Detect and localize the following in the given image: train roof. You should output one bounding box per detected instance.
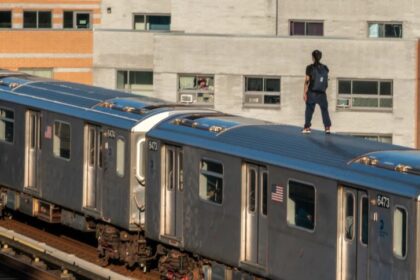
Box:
[0,70,193,130]
[148,113,420,199]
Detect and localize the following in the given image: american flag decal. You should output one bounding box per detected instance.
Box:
[271,184,284,202]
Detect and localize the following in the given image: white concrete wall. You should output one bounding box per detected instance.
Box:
[93,30,155,95]
[99,0,171,29]
[170,0,420,38]
[152,34,417,147]
[171,0,277,35]
[277,0,420,38]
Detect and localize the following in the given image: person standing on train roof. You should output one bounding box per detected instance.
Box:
[302,49,332,134]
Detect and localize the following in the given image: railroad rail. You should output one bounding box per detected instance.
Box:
[0,217,159,280]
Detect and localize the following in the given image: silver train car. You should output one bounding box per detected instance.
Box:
[1,70,420,279]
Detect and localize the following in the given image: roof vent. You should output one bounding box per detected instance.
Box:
[172,113,239,134]
[351,151,420,176]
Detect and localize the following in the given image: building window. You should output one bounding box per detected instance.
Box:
[368,22,402,38]
[287,180,315,231]
[133,14,170,31]
[53,121,71,159]
[19,68,53,79]
[199,159,223,204]
[0,108,14,143]
[244,76,280,107]
[337,79,393,110]
[116,137,125,177]
[290,20,323,36]
[0,11,12,28]
[351,134,392,144]
[116,70,153,92]
[178,75,214,106]
[393,207,407,258]
[23,11,52,29]
[63,11,91,29]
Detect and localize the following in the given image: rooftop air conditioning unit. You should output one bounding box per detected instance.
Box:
[180,94,194,103]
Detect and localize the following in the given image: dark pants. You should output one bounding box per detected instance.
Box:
[304,91,331,128]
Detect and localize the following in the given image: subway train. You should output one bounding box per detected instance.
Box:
[0,70,419,280]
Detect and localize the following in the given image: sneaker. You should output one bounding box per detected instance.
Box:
[302,127,311,134]
[325,127,331,134]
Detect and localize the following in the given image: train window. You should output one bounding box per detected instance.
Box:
[0,11,12,29]
[262,171,268,216]
[287,180,315,231]
[179,151,184,191]
[53,121,70,159]
[360,196,369,245]
[248,169,257,212]
[116,137,125,177]
[199,159,223,204]
[345,193,355,240]
[166,149,175,190]
[136,139,146,183]
[393,207,407,258]
[0,108,14,143]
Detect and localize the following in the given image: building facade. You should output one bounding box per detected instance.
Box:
[2,0,419,148]
[0,0,101,84]
[93,0,420,148]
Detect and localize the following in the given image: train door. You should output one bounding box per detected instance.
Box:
[162,145,183,241]
[25,110,41,191]
[83,125,103,210]
[243,163,268,267]
[340,186,369,280]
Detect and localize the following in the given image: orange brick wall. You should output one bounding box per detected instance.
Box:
[0,0,101,85]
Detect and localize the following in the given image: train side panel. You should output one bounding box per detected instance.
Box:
[266,166,338,280]
[0,101,25,192]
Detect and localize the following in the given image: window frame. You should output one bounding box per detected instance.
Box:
[289,20,324,36]
[116,69,154,92]
[0,10,12,29]
[0,107,14,144]
[337,79,393,111]
[368,21,403,39]
[19,68,53,79]
[63,10,92,29]
[23,10,52,29]
[53,120,71,161]
[393,205,408,260]
[243,76,281,109]
[286,178,316,233]
[132,13,171,31]
[178,74,215,106]
[199,158,224,206]
[349,133,393,144]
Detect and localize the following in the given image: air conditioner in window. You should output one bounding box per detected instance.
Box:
[337,98,350,108]
[180,94,194,103]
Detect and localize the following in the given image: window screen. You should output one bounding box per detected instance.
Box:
[53,121,70,159]
[199,159,223,204]
[287,180,315,230]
